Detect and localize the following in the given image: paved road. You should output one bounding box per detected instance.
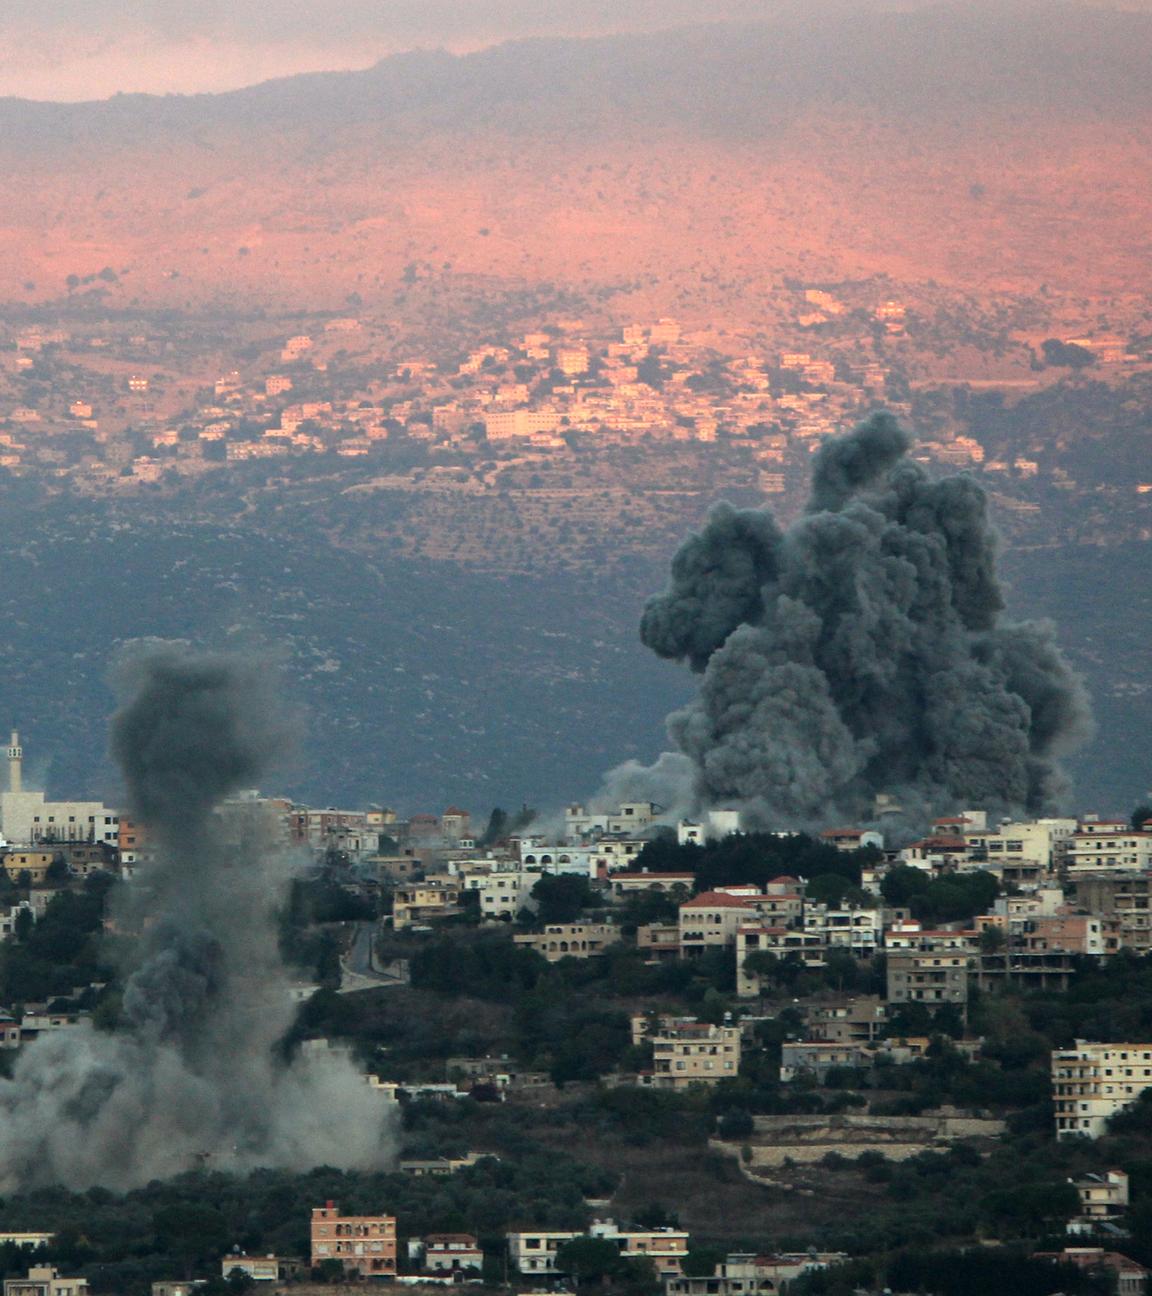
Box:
[339,922,409,994]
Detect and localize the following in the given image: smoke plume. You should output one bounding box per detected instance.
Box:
[635,413,1092,828]
[0,644,396,1191]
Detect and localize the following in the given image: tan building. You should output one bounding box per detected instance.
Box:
[507,1230,580,1276]
[1,851,55,885]
[645,1018,741,1090]
[1068,1169,1129,1230]
[392,880,463,929]
[807,996,888,1045]
[221,1256,297,1282]
[4,1269,87,1296]
[310,1202,397,1276]
[886,951,969,1007]
[1053,1042,1152,1139]
[679,891,761,954]
[513,923,619,962]
[1073,873,1152,952]
[737,924,827,997]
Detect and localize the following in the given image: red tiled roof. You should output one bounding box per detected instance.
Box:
[682,891,759,909]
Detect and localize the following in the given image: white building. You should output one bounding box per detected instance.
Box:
[1053,1041,1152,1138]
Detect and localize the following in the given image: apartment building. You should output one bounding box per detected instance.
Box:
[507,1231,580,1276]
[780,1041,871,1083]
[964,818,1077,873]
[463,869,540,920]
[3,1271,87,1296]
[609,872,694,901]
[392,880,463,930]
[420,1235,483,1273]
[1067,1169,1129,1231]
[886,950,970,1009]
[806,996,888,1045]
[587,1220,690,1278]
[1072,873,1152,952]
[512,923,618,962]
[680,892,760,953]
[310,1203,397,1276]
[802,904,882,956]
[1065,830,1152,876]
[645,1018,742,1090]
[1053,1042,1152,1138]
[736,925,827,997]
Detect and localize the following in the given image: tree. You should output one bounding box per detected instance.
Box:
[681,1248,725,1279]
[152,1203,230,1275]
[529,873,597,925]
[1040,338,1095,369]
[45,855,70,886]
[1131,804,1152,831]
[979,926,1005,954]
[555,1237,624,1287]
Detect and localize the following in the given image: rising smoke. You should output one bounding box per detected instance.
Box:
[0,644,396,1191]
[625,413,1092,829]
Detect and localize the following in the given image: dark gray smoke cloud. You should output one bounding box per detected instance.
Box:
[632,413,1092,827]
[0,644,395,1191]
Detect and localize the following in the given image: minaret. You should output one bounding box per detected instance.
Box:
[6,731,22,794]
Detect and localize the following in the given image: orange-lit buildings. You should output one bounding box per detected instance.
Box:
[310,1202,397,1277]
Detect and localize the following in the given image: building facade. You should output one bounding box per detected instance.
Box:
[310,1203,397,1276]
[1053,1042,1152,1138]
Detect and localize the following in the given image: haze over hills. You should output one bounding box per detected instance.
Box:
[3,3,1152,312]
[0,1,1149,818]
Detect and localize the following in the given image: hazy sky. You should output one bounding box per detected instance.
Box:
[1,0,1147,101]
[0,1,771,101]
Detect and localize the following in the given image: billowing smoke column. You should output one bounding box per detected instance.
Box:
[0,644,396,1191]
[633,413,1092,828]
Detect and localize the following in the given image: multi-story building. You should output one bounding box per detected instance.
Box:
[886,950,970,1011]
[1034,1248,1148,1296]
[0,793,119,849]
[392,880,463,930]
[512,923,619,962]
[1053,1042,1152,1138]
[644,1018,741,1090]
[964,819,1077,874]
[1065,829,1152,877]
[1073,873,1152,952]
[802,905,882,956]
[780,1041,872,1083]
[736,925,827,996]
[463,869,540,921]
[3,1269,87,1296]
[806,996,888,1045]
[680,892,766,955]
[587,1220,690,1278]
[419,1235,483,1273]
[507,1230,580,1276]
[1067,1169,1129,1232]
[1,851,56,885]
[309,1203,397,1277]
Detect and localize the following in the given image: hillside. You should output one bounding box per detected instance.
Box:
[2,6,1152,313]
